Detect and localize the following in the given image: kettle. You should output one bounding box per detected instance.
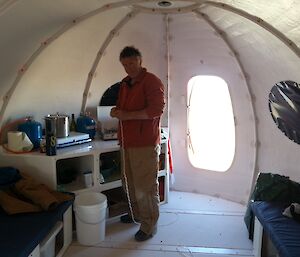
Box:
[76,113,96,139]
[18,117,42,149]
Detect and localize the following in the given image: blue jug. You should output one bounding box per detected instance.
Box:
[18,118,42,149]
[76,114,96,139]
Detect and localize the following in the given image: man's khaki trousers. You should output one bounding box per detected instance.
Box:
[121,145,160,235]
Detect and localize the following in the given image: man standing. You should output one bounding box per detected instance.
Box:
[110,46,165,241]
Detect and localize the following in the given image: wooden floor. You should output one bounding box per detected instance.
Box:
[64,191,254,257]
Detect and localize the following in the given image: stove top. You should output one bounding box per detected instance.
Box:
[56,132,91,148]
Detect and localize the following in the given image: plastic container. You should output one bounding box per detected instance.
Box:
[82,171,93,187]
[76,114,96,139]
[74,192,107,245]
[18,118,42,149]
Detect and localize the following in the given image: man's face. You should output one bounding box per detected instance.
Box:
[120,56,142,78]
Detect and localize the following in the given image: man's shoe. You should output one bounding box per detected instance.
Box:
[120,214,140,223]
[134,230,153,242]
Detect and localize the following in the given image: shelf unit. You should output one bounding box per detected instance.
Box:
[158,136,169,203]
[0,128,170,210]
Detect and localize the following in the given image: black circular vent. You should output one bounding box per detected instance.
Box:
[157,1,172,7]
[269,80,300,144]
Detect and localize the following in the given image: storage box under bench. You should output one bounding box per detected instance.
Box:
[0,200,73,257]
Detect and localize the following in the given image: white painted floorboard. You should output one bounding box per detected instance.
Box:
[64,191,254,257]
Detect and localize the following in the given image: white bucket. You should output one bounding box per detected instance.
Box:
[74,192,107,245]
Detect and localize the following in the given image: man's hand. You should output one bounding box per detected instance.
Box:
[110,107,149,120]
[110,107,119,118]
[110,107,127,120]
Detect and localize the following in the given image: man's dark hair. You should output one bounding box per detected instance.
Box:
[119,46,142,60]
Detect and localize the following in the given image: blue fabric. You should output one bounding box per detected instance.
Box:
[0,200,73,257]
[0,167,21,188]
[251,201,300,257]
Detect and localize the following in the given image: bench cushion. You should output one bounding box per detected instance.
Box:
[251,201,300,257]
[0,200,72,257]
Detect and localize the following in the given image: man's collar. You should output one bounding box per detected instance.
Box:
[134,67,146,83]
[123,68,147,84]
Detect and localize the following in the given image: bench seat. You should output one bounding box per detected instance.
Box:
[251,201,300,257]
[0,200,73,257]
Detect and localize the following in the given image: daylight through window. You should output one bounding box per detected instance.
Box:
[187,76,235,172]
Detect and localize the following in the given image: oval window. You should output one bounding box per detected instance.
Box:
[187,76,235,172]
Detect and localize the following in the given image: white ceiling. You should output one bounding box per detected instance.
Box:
[0,1,298,97]
[1,0,299,141]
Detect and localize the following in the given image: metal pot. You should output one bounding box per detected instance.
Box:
[45,114,69,138]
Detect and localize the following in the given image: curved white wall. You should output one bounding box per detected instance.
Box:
[0,0,109,108]
[168,12,255,203]
[3,7,125,121]
[1,0,300,204]
[206,7,300,183]
[3,9,168,125]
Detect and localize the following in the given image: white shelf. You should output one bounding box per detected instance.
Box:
[57,177,92,192]
[0,135,169,203]
[99,180,122,191]
[0,140,119,158]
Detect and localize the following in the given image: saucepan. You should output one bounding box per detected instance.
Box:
[45,114,69,138]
